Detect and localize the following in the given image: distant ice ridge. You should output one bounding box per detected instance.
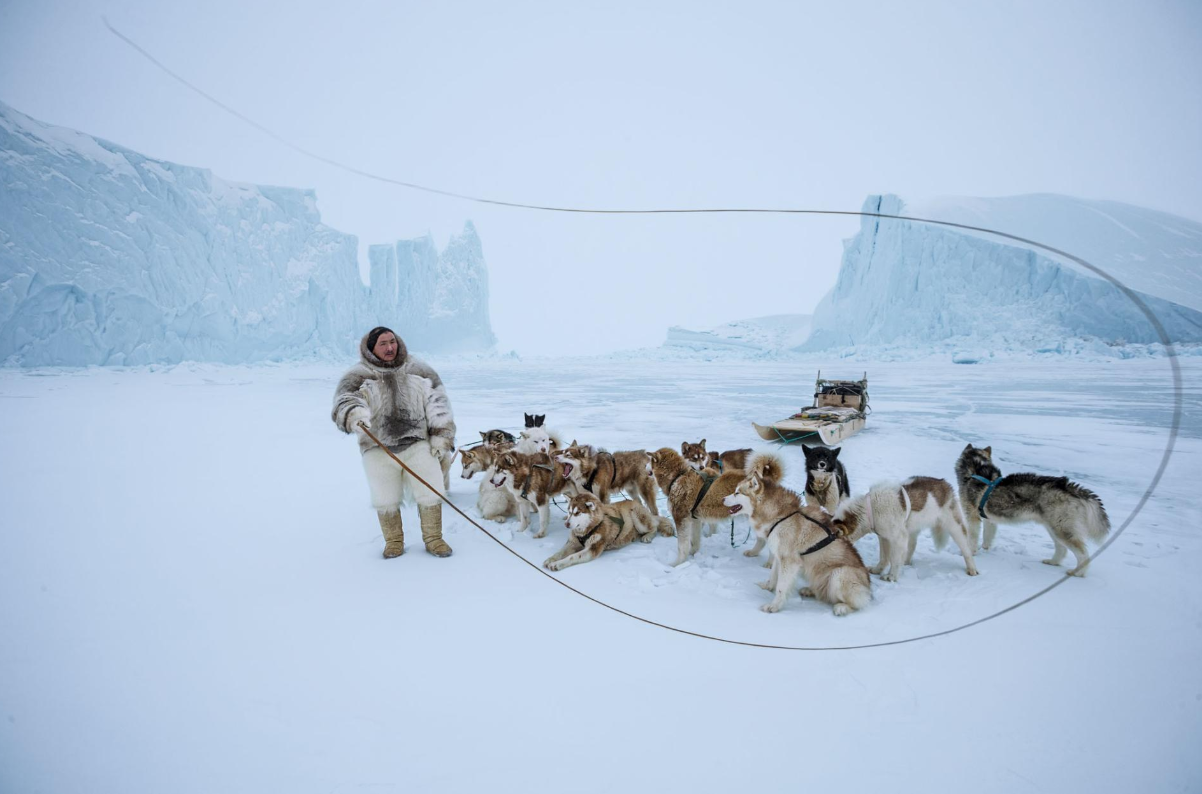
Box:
[798,194,1202,354]
[664,314,812,356]
[0,101,496,366]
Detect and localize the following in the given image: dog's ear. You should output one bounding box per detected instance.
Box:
[963,443,974,454]
[982,446,992,458]
[535,414,545,427]
[699,438,706,449]
[524,413,534,428]
[830,447,841,460]
[803,445,816,461]
[747,474,762,494]
[480,431,489,441]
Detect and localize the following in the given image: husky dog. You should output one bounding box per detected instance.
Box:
[680,439,752,474]
[554,442,658,512]
[542,492,674,572]
[459,445,519,523]
[830,477,979,581]
[490,451,573,538]
[724,454,870,615]
[479,429,516,450]
[803,445,850,514]
[648,447,745,566]
[955,444,1110,576]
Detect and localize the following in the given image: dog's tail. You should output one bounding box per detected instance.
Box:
[929,523,949,551]
[1067,481,1111,543]
[656,516,675,537]
[748,452,785,482]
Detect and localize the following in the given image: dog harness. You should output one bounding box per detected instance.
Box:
[760,509,839,556]
[521,462,557,501]
[765,510,799,538]
[689,474,718,518]
[584,451,617,494]
[798,512,841,557]
[970,474,1003,519]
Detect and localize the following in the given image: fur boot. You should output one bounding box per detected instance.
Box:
[377,509,404,558]
[420,504,453,557]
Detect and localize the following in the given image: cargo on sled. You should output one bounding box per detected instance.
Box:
[753,371,869,447]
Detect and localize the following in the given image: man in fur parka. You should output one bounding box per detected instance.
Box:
[332,326,457,558]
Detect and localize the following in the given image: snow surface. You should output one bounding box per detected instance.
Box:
[0,101,495,366]
[1,356,1199,792]
[800,195,1202,354]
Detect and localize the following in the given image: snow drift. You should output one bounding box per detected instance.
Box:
[0,101,496,366]
[664,313,812,356]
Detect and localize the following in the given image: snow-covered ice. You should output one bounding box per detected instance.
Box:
[1,355,1198,792]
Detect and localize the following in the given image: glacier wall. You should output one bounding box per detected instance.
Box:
[0,101,495,366]
[800,195,1202,352]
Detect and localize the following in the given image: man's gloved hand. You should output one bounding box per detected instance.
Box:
[348,408,370,435]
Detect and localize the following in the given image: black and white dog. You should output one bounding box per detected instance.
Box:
[803,445,850,513]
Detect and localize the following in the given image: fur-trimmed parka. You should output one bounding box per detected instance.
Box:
[332,331,456,456]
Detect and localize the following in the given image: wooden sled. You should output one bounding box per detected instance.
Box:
[753,371,869,447]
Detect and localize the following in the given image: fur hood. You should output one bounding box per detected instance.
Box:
[359,331,409,370]
[332,330,456,455]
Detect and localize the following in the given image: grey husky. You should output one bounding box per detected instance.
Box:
[955,444,1110,576]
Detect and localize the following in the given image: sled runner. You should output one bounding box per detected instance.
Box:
[753,371,869,447]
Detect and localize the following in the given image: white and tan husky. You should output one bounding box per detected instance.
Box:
[542,492,674,572]
[724,453,871,615]
[830,477,979,581]
[459,445,519,523]
[490,451,573,538]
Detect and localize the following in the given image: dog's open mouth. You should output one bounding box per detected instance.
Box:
[562,463,573,478]
[728,504,743,515]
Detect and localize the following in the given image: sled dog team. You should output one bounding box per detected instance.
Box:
[458,415,1111,616]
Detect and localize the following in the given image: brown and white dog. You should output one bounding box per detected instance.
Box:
[680,439,752,474]
[554,442,657,513]
[542,492,674,572]
[649,447,745,566]
[490,451,573,537]
[459,445,519,524]
[830,477,979,581]
[723,454,871,615]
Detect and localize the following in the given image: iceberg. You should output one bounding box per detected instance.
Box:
[0,101,495,366]
[799,195,1202,353]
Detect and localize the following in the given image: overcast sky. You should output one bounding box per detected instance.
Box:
[2,0,1200,355]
